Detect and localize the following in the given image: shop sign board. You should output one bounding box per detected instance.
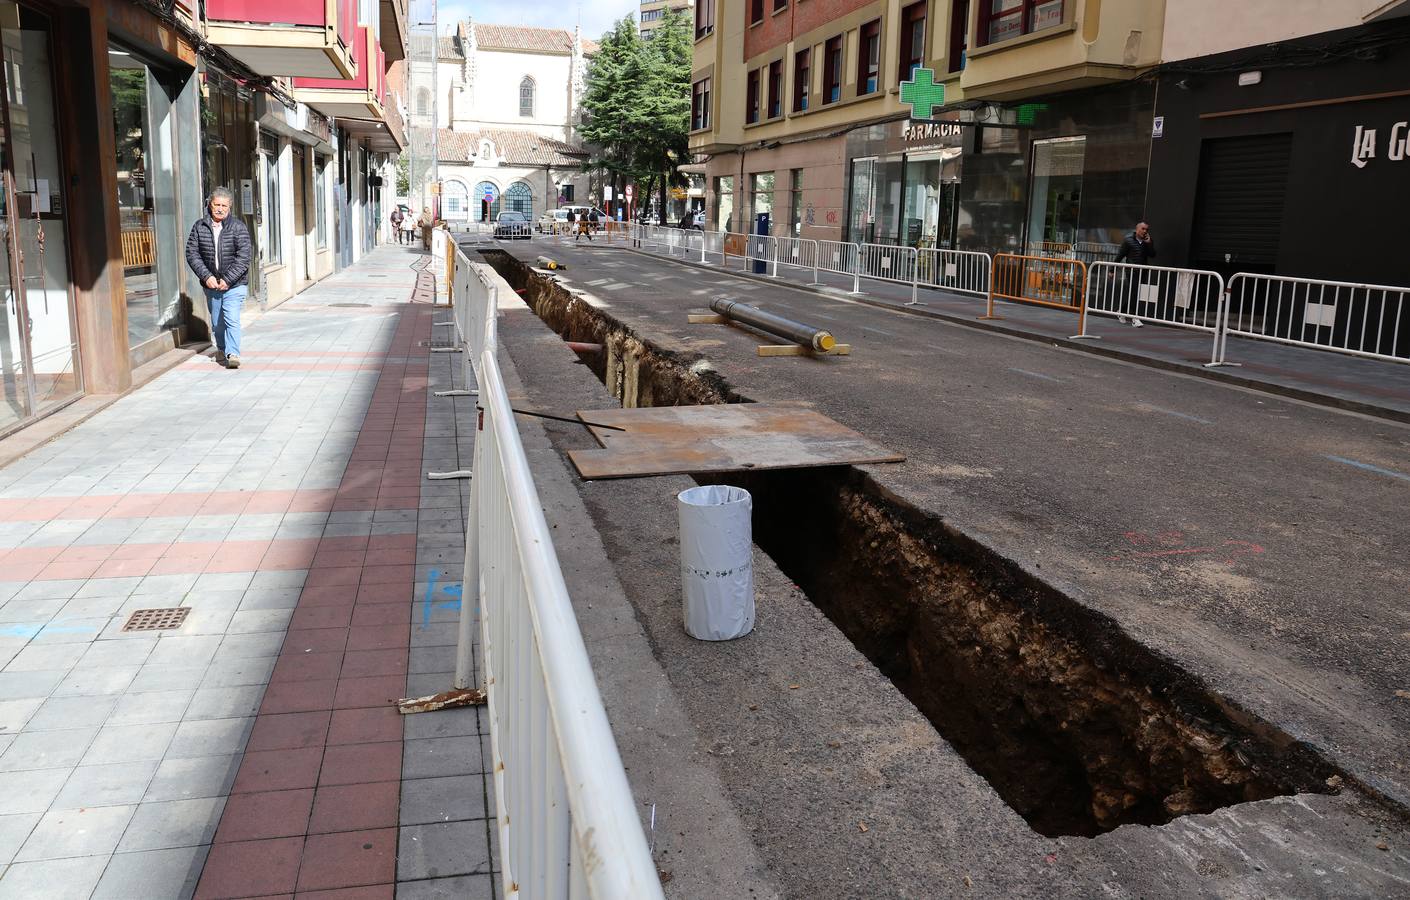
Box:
[1351,121,1410,168]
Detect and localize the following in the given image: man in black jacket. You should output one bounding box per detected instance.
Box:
[185,187,253,367]
[1113,222,1155,327]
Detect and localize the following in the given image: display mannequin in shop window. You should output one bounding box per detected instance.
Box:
[185,187,253,368]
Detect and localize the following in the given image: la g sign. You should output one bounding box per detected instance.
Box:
[1351,121,1410,168]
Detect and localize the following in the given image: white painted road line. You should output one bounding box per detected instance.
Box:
[1009,368,1064,383]
[1326,455,1410,483]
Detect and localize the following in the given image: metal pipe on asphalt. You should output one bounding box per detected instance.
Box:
[709,297,837,352]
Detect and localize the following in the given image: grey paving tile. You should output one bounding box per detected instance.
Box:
[15,804,134,861]
[8,580,85,601]
[115,797,224,852]
[0,728,98,773]
[30,618,109,645]
[403,736,484,780]
[408,646,456,676]
[73,577,143,599]
[24,695,117,732]
[402,706,480,741]
[0,855,109,900]
[397,821,490,880]
[165,717,252,760]
[248,570,308,589]
[212,632,285,660]
[51,761,159,811]
[142,753,240,803]
[235,588,300,611]
[1,644,84,673]
[127,660,210,693]
[50,665,139,698]
[0,770,70,815]
[398,775,487,826]
[0,814,40,867]
[77,637,158,669]
[396,874,496,900]
[0,700,43,735]
[174,606,234,636]
[198,657,275,689]
[80,722,177,766]
[132,574,199,597]
[226,609,294,634]
[0,598,65,625]
[92,844,209,900]
[182,685,264,721]
[107,690,194,726]
[145,636,221,668]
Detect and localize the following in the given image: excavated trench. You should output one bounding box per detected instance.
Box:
[482,249,1341,839]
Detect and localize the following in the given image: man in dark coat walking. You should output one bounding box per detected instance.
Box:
[1113,221,1156,327]
[185,187,253,367]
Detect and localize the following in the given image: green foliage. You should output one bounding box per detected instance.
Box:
[580,11,691,210]
[395,155,410,195]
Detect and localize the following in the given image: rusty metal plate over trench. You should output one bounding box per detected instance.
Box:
[568,404,905,480]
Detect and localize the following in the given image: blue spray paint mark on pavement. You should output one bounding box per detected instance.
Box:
[0,623,97,639]
[1326,455,1410,483]
[419,569,464,628]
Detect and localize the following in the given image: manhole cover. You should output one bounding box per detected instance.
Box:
[330,302,372,308]
[122,607,190,632]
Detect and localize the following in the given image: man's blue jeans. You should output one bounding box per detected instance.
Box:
[205,284,247,357]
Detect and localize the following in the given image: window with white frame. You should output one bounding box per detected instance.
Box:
[443,180,469,219]
[519,76,535,117]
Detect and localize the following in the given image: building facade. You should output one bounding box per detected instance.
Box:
[429,21,594,224]
[690,0,1164,250]
[642,0,695,38]
[0,0,407,442]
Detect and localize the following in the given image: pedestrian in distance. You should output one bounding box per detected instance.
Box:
[391,206,404,244]
[185,186,252,369]
[1113,221,1156,327]
[588,207,600,239]
[401,208,419,245]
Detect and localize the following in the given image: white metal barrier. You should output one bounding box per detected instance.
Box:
[1075,241,1121,267]
[1224,273,1410,364]
[1085,261,1228,365]
[816,240,860,291]
[773,235,821,283]
[918,248,991,299]
[443,247,663,899]
[857,243,920,304]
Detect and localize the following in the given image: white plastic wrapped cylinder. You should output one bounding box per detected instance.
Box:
[677,485,755,641]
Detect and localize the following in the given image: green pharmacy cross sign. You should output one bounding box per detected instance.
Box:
[900,68,946,119]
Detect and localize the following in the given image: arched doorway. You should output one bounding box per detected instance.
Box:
[474,181,501,221]
[504,182,533,217]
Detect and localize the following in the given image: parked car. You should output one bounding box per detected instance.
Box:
[537,209,570,233]
[493,210,531,240]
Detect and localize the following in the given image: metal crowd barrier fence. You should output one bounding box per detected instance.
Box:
[857,242,920,304]
[746,233,778,276]
[986,254,1089,332]
[918,248,992,298]
[1074,241,1121,267]
[1085,261,1228,365]
[494,222,533,241]
[817,239,861,291]
[443,247,664,899]
[1224,273,1410,364]
[774,235,821,283]
[1026,241,1074,258]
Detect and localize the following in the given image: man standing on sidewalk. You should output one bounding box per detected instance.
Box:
[1113,222,1156,327]
[185,187,253,368]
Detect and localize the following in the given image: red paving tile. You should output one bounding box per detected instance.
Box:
[339,649,408,679]
[214,789,315,843]
[232,747,324,793]
[326,707,403,746]
[271,652,345,684]
[305,567,363,588]
[299,585,360,608]
[333,675,406,710]
[359,564,414,585]
[259,679,339,715]
[295,828,397,893]
[294,885,394,900]
[290,605,354,631]
[308,782,399,834]
[346,624,409,652]
[349,605,404,628]
[247,711,333,752]
[283,628,351,654]
[196,836,304,898]
[318,741,402,786]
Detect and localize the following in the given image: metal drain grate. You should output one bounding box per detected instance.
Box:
[418,339,458,348]
[122,607,190,632]
[330,302,372,308]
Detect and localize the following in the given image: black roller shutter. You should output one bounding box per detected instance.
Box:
[1190,133,1292,275]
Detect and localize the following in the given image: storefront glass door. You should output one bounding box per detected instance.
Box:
[1027,136,1086,249]
[0,1,80,436]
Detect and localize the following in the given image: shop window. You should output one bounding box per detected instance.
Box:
[519,77,535,117]
[793,48,809,112]
[696,0,715,38]
[258,131,282,265]
[857,20,881,96]
[749,172,775,227]
[790,169,803,237]
[950,0,970,71]
[692,77,712,130]
[746,69,760,124]
[111,42,181,352]
[444,180,469,220]
[749,0,763,26]
[1026,136,1086,247]
[505,182,533,215]
[980,0,1064,47]
[767,60,782,119]
[846,156,904,245]
[315,154,328,247]
[823,36,843,104]
[716,175,734,232]
[900,2,926,82]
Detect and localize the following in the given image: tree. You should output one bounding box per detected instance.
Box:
[580,13,691,220]
[395,155,409,196]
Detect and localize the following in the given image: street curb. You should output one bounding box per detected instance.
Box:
[597,244,1410,427]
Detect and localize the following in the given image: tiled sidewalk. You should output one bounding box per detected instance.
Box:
[0,246,493,899]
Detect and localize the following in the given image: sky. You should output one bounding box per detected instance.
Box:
[430,0,642,41]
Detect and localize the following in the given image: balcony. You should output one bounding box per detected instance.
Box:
[205,0,358,79]
[959,0,1164,101]
[380,0,407,62]
[294,26,387,122]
